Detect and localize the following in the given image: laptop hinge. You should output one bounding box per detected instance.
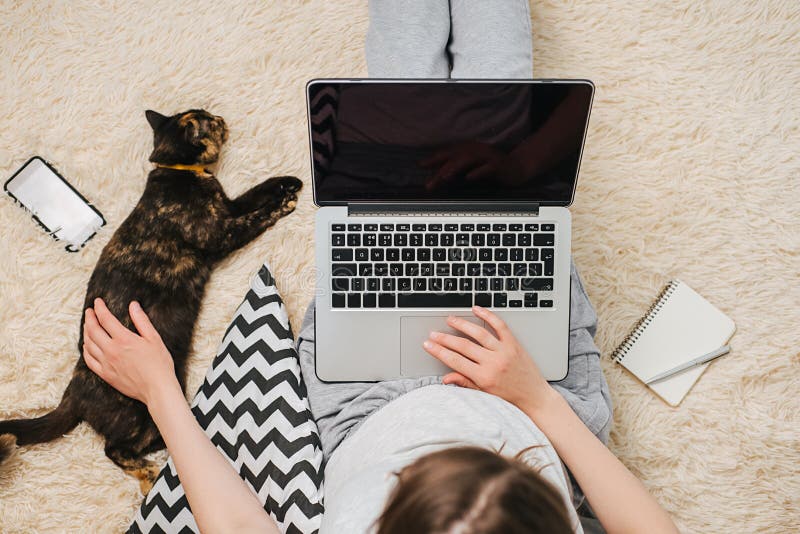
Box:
[347,202,539,217]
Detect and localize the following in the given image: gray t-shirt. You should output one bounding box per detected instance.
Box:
[321,385,583,533]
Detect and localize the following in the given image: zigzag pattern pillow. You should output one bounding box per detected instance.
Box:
[129,264,324,533]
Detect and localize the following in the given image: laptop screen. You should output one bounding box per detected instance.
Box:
[307,80,593,206]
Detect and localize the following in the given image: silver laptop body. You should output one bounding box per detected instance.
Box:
[308,79,594,382]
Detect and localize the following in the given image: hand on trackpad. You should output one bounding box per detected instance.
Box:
[400,315,484,377]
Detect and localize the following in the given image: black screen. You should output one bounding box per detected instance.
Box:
[308,80,593,205]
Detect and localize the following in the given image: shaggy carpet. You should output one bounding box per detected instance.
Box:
[1,1,797,532]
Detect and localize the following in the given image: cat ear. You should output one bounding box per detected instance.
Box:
[145,110,168,131]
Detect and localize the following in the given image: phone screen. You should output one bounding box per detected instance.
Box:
[4,157,105,251]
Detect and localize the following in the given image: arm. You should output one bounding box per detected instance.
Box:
[423,306,679,534]
[82,299,279,534]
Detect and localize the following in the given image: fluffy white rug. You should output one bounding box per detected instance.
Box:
[0,1,797,532]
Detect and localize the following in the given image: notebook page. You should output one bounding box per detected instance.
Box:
[619,280,735,406]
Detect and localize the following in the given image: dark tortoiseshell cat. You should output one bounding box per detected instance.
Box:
[0,109,301,492]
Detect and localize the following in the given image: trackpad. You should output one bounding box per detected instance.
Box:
[400,315,484,377]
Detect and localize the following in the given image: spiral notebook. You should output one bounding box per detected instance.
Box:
[612,280,736,406]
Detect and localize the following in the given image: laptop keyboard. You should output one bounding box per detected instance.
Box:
[329,222,556,309]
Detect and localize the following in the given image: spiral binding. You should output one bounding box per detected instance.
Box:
[612,280,680,363]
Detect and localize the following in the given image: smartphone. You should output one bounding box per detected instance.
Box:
[4,156,105,252]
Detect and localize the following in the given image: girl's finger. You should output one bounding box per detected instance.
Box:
[472,305,511,340]
[83,336,105,361]
[446,316,499,350]
[129,301,160,341]
[430,331,488,363]
[423,339,480,378]
[84,309,113,351]
[82,344,104,376]
[443,372,479,390]
[93,298,132,339]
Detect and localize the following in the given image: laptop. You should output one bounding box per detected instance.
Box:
[307,79,594,382]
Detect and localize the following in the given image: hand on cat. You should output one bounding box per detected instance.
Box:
[83,298,178,406]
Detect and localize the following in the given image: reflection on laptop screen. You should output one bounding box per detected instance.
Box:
[308,81,593,205]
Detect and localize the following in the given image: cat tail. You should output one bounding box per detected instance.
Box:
[0,396,80,464]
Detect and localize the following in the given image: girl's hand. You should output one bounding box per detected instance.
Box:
[423,305,559,414]
[82,298,178,406]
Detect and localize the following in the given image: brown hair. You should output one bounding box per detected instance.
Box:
[375,446,573,534]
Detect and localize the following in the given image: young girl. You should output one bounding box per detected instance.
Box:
[83,1,678,532]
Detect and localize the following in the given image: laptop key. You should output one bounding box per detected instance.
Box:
[347,234,361,246]
[529,263,543,276]
[398,293,472,308]
[492,223,507,231]
[347,223,361,231]
[441,233,454,246]
[398,278,412,291]
[364,233,377,246]
[405,263,420,276]
[332,224,345,231]
[430,278,443,291]
[460,223,475,231]
[380,223,394,231]
[413,223,426,231]
[378,293,396,308]
[421,263,434,276]
[387,248,400,261]
[487,233,501,246]
[370,249,384,261]
[493,293,508,307]
[444,278,458,291]
[359,264,373,276]
[413,278,427,291]
[429,223,442,231]
[355,248,369,261]
[367,278,379,291]
[541,224,555,231]
[332,293,345,308]
[540,299,554,308]
[491,278,504,291]
[510,248,523,261]
[479,248,492,261]
[509,300,522,308]
[448,248,462,261]
[452,263,466,276]
[352,278,364,291]
[389,263,403,276]
[475,278,488,291]
[474,293,491,307]
[459,278,473,291]
[467,263,481,276]
[524,223,539,231]
[382,278,395,291]
[332,263,357,276]
[482,263,497,276]
[524,292,538,307]
[513,263,527,276]
[418,248,431,261]
[471,233,485,246]
[379,233,392,246]
[363,293,377,308]
[348,294,361,308]
[502,233,516,246]
[497,263,511,276]
[332,278,349,291]
[521,278,554,291]
[393,234,408,246]
[456,233,470,246]
[410,233,423,246]
[402,248,415,261]
[397,223,410,231]
[525,248,539,261]
[433,248,446,261]
[331,233,345,246]
[445,224,458,231]
[375,263,389,276]
[494,248,508,261]
[506,278,519,291]
[518,234,531,246]
[463,248,478,261]
[436,263,450,276]
[534,233,555,246]
[332,248,353,261]
[510,223,523,231]
[364,224,378,231]
[425,234,439,246]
